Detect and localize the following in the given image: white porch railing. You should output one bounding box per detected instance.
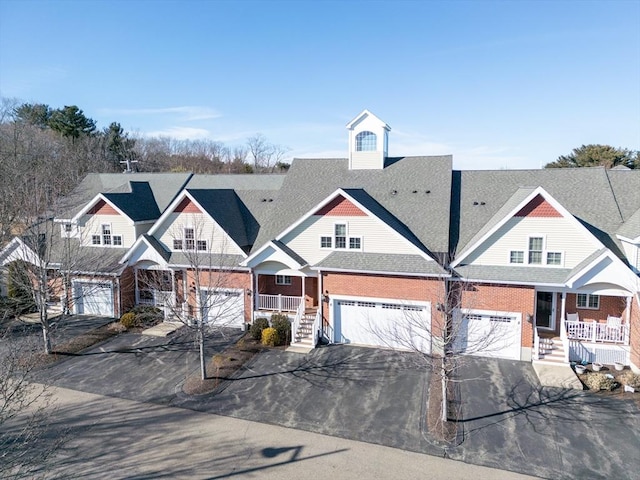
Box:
[258,294,302,312]
[565,320,629,344]
[312,310,321,346]
[291,302,304,344]
[533,328,541,360]
[560,313,569,362]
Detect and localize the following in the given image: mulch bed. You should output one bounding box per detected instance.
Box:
[31,322,124,368]
[426,370,459,445]
[182,334,265,396]
[575,364,640,395]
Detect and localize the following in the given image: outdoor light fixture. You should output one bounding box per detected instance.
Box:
[322,290,329,302]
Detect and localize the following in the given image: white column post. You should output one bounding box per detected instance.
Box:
[560,291,567,340]
[301,275,306,312]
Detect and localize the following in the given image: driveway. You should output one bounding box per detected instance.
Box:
[37,327,243,405]
[175,345,430,453]
[36,329,640,480]
[446,356,640,479]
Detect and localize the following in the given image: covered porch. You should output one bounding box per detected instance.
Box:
[533,250,637,365]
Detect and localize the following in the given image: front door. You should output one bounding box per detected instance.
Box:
[535,291,555,330]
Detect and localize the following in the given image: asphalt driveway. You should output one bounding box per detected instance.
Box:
[175,345,430,453]
[37,327,243,405]
[34,327,640,480]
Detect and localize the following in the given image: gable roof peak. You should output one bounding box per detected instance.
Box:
[346,109,391,131]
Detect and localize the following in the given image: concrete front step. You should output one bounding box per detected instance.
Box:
[532,362,583,389]
[286,344,315,354]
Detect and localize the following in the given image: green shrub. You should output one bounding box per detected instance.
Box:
[120,312,137,329]
[261,327,279,347]
[271,314,291,346]
[250,317,269,341]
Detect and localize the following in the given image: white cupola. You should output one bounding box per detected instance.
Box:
[346,109,391,170]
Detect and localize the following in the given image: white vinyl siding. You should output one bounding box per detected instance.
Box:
[465,217,600,268]
[281,215,419,266]
[155,212,244,256]
[82,214,134,247]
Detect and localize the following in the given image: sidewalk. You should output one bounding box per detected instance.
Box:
[30,385,539,480]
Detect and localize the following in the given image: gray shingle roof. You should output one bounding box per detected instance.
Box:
[167,252,246,269]
[617,207,640,240]
[453,167,640,261]
[187,189,250,249]
[313,251,448,276]
[252,156,453,257]
[454,264,572,285]
[59,172,193,219]
[103,182,160,222]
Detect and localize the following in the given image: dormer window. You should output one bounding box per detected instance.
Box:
[355,131,377,151]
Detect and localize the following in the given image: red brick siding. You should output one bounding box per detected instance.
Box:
[514,194,561,217]
[258,275,303,297]
[566,293,628,322]
[460,283,536,348]
[186,269,251,323]
[305,277,318,308]
[321,271,444,330]
[315,196,367,216]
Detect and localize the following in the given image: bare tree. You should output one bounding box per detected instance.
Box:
[368,277,517,439]
[140,219,247,380]
[0,324,63,479]
[246,133,290,172]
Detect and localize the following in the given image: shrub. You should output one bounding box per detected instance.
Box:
[261,327,279,347]
[271,314,291,346]
[120,312,137,329]
[130,305,163,327]
[582,372,618,391]
[250,317,269,341]
[619,371,640,389]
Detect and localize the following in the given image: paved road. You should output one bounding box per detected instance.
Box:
[23,385,538,480]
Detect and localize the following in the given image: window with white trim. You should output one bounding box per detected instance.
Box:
[577,293,599,309]
[510,251,524,264]
[196,240,207,251]
[320,236,332,248]
[349,237,362,250]
[112,235,122,246]
[102,224,112,245]
[275,275,291,285]
[335,224,347,249]
[64,223,72,233]
[92,235,101,245]
[355,131,377,151]
[173,239,183,250]
[184,228,195,250]
[546,252,562,265]
[528,237,543,264]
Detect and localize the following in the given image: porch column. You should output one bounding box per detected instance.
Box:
[625,296,631,323]
[560,291,567,338]
[134,268,139,304]
[253,271,258,313]
[301,275,306,311]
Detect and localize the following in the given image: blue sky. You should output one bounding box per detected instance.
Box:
[1,0,639,170]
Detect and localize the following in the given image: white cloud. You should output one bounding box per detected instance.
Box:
[144,127,211,140]
[99,106,221,121]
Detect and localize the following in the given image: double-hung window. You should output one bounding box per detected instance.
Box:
[320,236,332,248]
[510,251,524,264]
[276,275,291,285]
[184,228,195,250]
[528,237,543,264]
[335,224,347,249]
[102,225,112,245]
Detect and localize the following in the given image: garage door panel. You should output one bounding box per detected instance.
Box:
[74,282,114,317]
[333,299,431,353]
[454,311,521,360]
[201,289,244,328]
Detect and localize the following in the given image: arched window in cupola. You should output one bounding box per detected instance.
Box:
[355,131,377,151]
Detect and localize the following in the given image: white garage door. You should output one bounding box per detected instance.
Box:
[74,281,114,316]
[200,289,244,328]
[454,310,522,360]
[332,298,431,353]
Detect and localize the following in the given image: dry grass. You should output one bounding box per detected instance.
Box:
[182,334,264,396]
